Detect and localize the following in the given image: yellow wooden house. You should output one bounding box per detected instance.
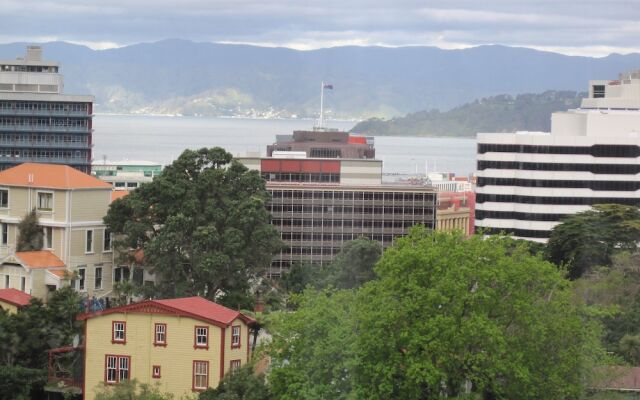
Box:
[77,296,256,399]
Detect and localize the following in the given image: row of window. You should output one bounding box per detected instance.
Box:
[477,177,640,191]
[477,160,640,175]
[269,190,435,202]
[0,117,88,127]
[0,65,59,73]
[281,246,344,255]
[271,218,433,228]
[262,172,340,183]
[0,101,88,112]
[268,204,434,215]
[111,321,242,349]
[476,226,551,239]
[475,210,569,222]
[478,143,640,158]
[104,356,241,390]
[0,133,88,144]
[476,193,640,206]
[2,274,26,291]
[281,232,396,242]
[0,149,88,160]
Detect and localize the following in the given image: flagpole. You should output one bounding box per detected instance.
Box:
[319,81,324,129]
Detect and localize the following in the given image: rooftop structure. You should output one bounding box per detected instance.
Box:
[0,46,94,173]
[92,159,163,191]
[267,130,375,159]
[476,70,640,241]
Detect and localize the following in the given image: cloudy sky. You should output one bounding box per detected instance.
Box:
[1,0,639,57]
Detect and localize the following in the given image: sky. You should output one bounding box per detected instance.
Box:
[1,0,639,57]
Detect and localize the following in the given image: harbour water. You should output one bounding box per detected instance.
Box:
[93,115,477,177]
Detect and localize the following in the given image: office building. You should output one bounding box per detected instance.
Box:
[476,71,640,241]
[0,46,93,173]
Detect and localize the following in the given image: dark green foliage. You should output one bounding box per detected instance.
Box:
[16,208,43,251]
[547,204,640,279]
[280,262,323,295]
[352,91,585,137]
[104,147,282,306]
[0,365,46,400]
[324,237,381,289]
[199,365,271,400]
[93,379,175,399]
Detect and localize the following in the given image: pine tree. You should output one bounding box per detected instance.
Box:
[16,209,43,252]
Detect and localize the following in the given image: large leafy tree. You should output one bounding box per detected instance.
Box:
[104,147,281,304]
[16,208,43,252]
[199,364,271,400]
[355,228,608,399]
[547,204,640,279]
[325,237,381,289]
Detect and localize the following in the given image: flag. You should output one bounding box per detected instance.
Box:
[323,84,333,90]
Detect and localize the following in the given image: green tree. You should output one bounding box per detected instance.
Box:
[0,365,46,400]
[104,148,281,306]
[93,379,176,399]
[354,228,609,399]
[547,204,640,279]
[325,237,381,289]
[16,208,43,251]
[268,289,358,400]
[198,364,271,400]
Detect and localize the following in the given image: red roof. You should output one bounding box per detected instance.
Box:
[0,163,112,190]
[16,250,65,269]
[111,191,129,202]
[0,288,32,307]
[78,296,255,327]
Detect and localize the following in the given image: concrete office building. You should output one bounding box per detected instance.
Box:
[475,71,640,242]
[0,46,93,173]
[239,132,437,277]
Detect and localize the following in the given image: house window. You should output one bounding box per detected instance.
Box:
[230,360,241,372]
[105,355,130,383]
[114,266,130,283]
[1,223,7,245]
[192,361,209,391]
[77,267,85,291]
[4,275,8,289]
[20,276,25,292]
[152,365,161,378]
[0,189,8,208]
[94,266,102,290]
[85,230,94,253]
[154,323,167,346]
[194,326,208,349]
[37,192,52,211]
[231,325,241,348]
[43,226,52,249]
[103,229,112,252]
[112,321,126,344]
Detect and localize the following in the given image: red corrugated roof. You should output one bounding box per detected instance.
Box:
[77,296,255,327]
[16,250,65,269]
[0,163,112,190]
[0,288,32,307]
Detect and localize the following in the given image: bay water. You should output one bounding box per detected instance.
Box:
[93,115,477,178]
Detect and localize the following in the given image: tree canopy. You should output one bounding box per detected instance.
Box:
[547,204,640,279]
[16,208,43,252]
[268,229,610,400]
[104,147,281,306]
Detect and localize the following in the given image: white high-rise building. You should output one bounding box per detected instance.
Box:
[475,70,640,242]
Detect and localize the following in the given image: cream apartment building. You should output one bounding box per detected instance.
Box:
[0,163,116,300]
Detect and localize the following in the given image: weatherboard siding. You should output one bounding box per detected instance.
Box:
[70,189,110,222]
[84,313,237,400]
[0,299,18,314]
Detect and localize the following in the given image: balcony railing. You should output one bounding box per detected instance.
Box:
[0,109,90,117]
[0,124,90,133]
[47,346,83,394]
[0,140,90,149]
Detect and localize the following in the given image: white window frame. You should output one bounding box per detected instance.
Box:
[195,326,208,348]
[36,191,53,211]
[1,223,7,245]
[20,276,25,292]
[103,229,112,252]
[5,274,9,288]
[94,266,102,290]
[154,323,166,345]
[77,267,86,291]
[193,361,208,390]
[231,325,241,348]
[85,229,94,253]
[0,188,8,208]
[43,226,52,249]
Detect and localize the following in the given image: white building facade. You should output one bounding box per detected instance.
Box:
[475,71,640,242]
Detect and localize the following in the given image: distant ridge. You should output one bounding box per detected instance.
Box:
[0,40,637,119]
[350,91,585,137]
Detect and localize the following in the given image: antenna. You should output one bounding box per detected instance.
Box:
[319,82,325,128]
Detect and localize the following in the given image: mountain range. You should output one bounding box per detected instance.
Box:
[0,39,638,119]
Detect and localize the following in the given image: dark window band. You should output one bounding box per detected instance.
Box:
[475,226,551,239]
[475,210,568,222]
[477,177,640,191]
[478,143,640,158]
[477,193,640,206]
[478,160,640,175]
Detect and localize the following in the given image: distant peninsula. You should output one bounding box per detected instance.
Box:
[350,91,585,137]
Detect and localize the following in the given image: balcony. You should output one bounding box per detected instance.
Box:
[46,346,83,396]
[0,124,91,133]
[0,108,91,117]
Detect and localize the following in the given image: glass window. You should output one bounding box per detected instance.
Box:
[85,230,93,253]
[230,359,241,372]
[20,276,25,292]
[37,192,52,211]
[43,226,52,249]
[0,189,7,208]
[103,229,112,252]
[195,326,208,348]
[193,361,208,390]
[94,266,102,290]
[152,365,161,378]
[231,325,241,348]
[1,223,7,245]
[77,267,85,291]
[112,321,126,343]
[154,323,167,345]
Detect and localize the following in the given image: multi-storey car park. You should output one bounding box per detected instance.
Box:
[0,46,93,173]
[475,70,640,242]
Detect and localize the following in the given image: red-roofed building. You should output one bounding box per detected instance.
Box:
[0,163,116,300]
[75,296,256,399]
[0,287,32,313]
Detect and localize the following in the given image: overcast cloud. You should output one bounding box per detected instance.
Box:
[1,0,639,56]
